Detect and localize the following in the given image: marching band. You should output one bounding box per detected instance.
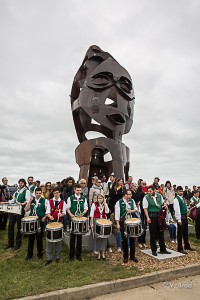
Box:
[0,176,199,265]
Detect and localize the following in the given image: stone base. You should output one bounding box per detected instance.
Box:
[141,248,185,260]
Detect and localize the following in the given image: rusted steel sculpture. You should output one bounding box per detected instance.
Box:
[70,45,135,182]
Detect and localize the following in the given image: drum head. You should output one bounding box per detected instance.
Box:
[46,222,63,229]
[73,217,87,221]
[96,219,112,225]
[125,218,140,224]
[22,216,38,221]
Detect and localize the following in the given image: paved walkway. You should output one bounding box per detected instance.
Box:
[92,275,200,300]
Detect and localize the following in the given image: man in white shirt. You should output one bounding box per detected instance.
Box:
[143,186,170,256]
[67,184,88,261]
[174,186,195,254]
[4,178,30,250]
[115,189,138,263]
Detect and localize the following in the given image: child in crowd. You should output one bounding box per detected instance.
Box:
[165,208,177,243]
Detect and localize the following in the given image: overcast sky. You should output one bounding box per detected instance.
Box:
[0,0,199,187]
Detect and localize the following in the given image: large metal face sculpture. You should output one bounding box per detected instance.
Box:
[70,45,135,181]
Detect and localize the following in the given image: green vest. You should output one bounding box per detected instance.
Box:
[146,193,162,212]
[69,195,85,215]
[191,196,200,213]
[176,196,187,214]
[13,188,28,215]
[119,199,127,218]
[29,197,46,218]
[29,185,36,196]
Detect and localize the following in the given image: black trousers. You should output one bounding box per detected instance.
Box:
[177,217,190,251]
[70,233,82,259]
[119,221,135,260]
[27,221,44,258]
[0,213,8,230]
[169,204,174,216]
[148,216,166,252]
[8,214,23,246]
[195,213,200,239]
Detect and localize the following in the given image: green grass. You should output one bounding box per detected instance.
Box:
[0,230,143,300]
[189,233,200,253]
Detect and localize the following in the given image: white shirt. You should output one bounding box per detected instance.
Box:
[143,193,164,209]
[173,196,184,221]
[90,202,109,218]
[46,197,67,215]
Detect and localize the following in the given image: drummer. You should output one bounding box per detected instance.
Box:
[4,178,30,251]
[115,189,139,263]
[90,193,109,260]
[45,187,67,266]
[67,184,88,261]
[24,187,46,260]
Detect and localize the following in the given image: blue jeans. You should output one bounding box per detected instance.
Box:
[167,224,176,240]
[115,230,130,248]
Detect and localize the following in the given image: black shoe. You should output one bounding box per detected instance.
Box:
[123,258,128,263]
[160,250,171,254]
[56,259,60,263]
[76,257,84,261]
[185,247,195,251]
[25,255,32,261]
[102,257,106,261]
[132,257,138,263]
[4,244,14,250]
[69,257,74,261]
[45,260,52,266]
[152,251,157,256]
[13,245,21,251]
[179,250,187,254]
[37,255,43,260]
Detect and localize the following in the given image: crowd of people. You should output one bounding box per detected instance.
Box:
[0,175,199,265]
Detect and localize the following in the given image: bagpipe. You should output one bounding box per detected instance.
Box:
[158,204,167,231]
[187,204,198,222]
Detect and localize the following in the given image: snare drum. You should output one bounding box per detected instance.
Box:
[0,202,7,213]
[46,222,63,242]
[124,218,143,237]
[95,219,112,238]
[70,217,89,235]
[21,216,40,235]
[7,204,22,215]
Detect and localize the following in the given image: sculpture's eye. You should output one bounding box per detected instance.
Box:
[92,74,110,86]
[119,77,132,94]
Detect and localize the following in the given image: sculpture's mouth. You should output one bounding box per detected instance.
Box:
[106,113,125,125]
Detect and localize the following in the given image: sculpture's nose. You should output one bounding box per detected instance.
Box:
[106,113,125,125]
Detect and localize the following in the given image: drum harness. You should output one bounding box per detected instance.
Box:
[73,196,84,217]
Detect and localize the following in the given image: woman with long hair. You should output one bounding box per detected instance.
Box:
[163,181,175,216]
[113,178,124,202]
[43,182,52,200]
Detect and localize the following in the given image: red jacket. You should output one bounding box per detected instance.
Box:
[49,199,64,222]
[93,202,107,219]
